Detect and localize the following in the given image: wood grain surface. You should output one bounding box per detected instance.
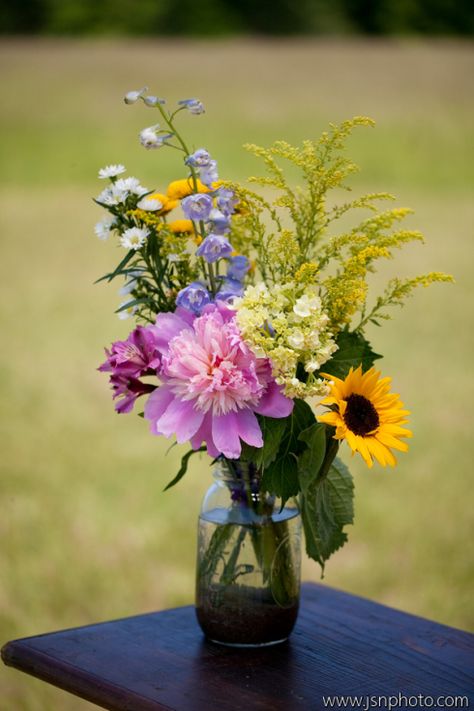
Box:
[2,583,474,710]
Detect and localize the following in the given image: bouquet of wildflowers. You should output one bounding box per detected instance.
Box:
[95,88,450,574]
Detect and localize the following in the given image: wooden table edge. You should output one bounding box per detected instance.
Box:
[1,641,174,711]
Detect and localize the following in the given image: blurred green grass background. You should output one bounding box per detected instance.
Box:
[1,39,473,709]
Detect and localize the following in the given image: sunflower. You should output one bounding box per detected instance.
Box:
[318,365,412,468]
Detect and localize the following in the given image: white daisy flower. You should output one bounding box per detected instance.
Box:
[137,195,163,211]
[117,301,138,320]
[96,184,128,206]
[115,177,148,196]
[94,215,116,241]
[98,164,126,180]
[119,227,149,251]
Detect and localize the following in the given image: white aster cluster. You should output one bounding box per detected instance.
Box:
[96,175,148,208]
[234,282,338,398]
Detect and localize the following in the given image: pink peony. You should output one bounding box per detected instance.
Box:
[144,302,293,458]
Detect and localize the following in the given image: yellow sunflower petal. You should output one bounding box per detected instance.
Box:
[375,431,409,452]
[318,411,341,427]
[367,437,397,467]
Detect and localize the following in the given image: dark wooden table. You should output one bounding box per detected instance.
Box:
[2,583,473,710]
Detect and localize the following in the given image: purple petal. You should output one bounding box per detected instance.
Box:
[236,409,263,448]
[144,386,174,434]
[212,411,242,459]
[254,381,294,418]
[156,398,204,442]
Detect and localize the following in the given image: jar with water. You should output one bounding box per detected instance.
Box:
[195,458,302,647]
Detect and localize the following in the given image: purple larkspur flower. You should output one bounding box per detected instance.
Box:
[216,188,238,216]
[181,193,213,221]
[185,148,212,168]
[200,159,218,187]
[176,282,211,314]
[196,234,233,263]
[217,278,244,303]
[178,98,205,115]
[227,255,250,281]
[207,208,231,235]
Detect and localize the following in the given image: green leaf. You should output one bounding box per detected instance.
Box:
[322,330,382,380]
[258,400,316,504]
[298,423,327,492]
[300,456,354,573]
[163,447,205,492]
[94,266,141,285]
[115,297,150,313]
[99,249,136,285]
[262,452,299,504]
[241,415,287,469]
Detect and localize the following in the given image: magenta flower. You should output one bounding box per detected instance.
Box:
[109,375,156,414]
[99,325,163,413]
[144,302,293,458]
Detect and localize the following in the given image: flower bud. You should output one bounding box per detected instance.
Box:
[124,87,148,105]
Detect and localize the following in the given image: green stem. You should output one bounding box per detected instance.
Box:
[318,435,340,481]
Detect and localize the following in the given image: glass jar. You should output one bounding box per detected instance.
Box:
[195,458,301,647]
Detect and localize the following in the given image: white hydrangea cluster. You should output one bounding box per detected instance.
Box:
[234,282,338,398]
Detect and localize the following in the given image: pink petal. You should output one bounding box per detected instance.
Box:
[175,306,196,326]
[212,411,242,459]
[153,313,192,353]
[254,381,294,418]
[190,411,212,449]
[156,397,204,443]
[236,409,263,448]
[144,386,174,435]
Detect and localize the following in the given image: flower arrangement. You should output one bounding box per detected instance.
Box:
[94,88,451,581]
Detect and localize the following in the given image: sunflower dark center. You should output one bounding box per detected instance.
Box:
[343,393,380,436]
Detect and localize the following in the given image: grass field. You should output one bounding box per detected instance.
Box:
[1,39,473,710]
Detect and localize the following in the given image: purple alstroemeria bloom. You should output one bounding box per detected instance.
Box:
[176,282,212,314]
[207,208,231,235]
[216,188,238,216]
[217,278,244,303]
[227,255,250,281]
[196,234,233,264]
[110,375,156,414]
[178,98,205,115]
[200,159,218,187]
[181,193,213,221]
[99,325,162,413]
[99,326,162,379]
[185,148,211,168]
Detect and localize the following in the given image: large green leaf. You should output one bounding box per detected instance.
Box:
[322,330,382,380]
[261,452,299,503]
[241,415,287,469]
[300,456,354,573]
[259,400,316,504]
[298,423,327,490]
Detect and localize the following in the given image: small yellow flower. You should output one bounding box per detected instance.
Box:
[166,178,210,201]
[318,366,412,468]
[168,219,194,234]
